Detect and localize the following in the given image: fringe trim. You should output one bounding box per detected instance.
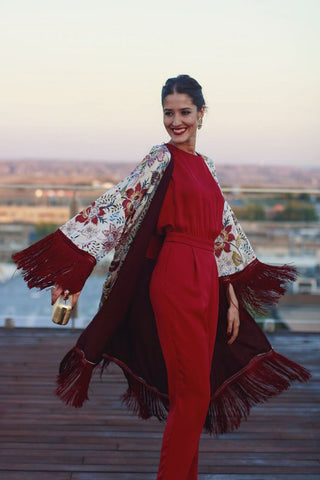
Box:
[205,349,311,435]
[122,381,169,421]
[56,347,95,408]
[223,258,298,316]
[12,229,96,293]
[55,347,311,435]
[102,354,169,421]
[105,349,310,435]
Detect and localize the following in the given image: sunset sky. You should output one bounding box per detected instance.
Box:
[1,0,319,166]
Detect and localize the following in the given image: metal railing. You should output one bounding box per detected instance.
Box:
[1,183,320,195]
[1,183,319,331]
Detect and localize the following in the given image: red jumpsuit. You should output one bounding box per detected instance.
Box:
[149,144,225,480]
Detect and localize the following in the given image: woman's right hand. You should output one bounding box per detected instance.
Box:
[51,284,81,308]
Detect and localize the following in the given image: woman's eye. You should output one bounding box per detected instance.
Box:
[164,111,173,116]
[181,110,191,115]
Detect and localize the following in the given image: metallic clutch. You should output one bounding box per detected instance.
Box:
[52,294,73,325]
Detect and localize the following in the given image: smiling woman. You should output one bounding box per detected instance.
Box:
[162,75,205,155]
[12,74,310,480]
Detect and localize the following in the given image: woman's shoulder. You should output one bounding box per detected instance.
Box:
[199,153,222,189]
[128,144,171,179]
[148,143,170,156]
[201,153,216,169]
[139,143,171,167]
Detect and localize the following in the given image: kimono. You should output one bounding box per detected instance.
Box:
[12,144,310,435]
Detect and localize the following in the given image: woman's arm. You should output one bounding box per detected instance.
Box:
[227,282,240,345]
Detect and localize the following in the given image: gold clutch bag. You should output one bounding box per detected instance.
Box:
[52,295,73,325]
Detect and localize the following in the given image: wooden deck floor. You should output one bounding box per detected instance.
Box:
[0,328,318,480]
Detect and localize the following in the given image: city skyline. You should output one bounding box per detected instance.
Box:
[1,0,319,166]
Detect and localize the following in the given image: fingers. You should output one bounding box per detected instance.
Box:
[72,292,81,308]
[228,325,239,344]
[63,289,70,300]
[51,286,81,308]
[227,306,240,345]
[51,284,63,305]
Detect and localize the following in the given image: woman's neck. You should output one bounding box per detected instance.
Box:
[168,141,196,155]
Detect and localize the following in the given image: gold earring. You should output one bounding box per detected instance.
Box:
[197,117,203,130]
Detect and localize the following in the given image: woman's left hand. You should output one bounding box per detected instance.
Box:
[51,284,81,308]
[227,304,240,344]
[227,283,240,344]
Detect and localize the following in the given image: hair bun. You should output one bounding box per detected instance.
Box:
[162,74,206,111]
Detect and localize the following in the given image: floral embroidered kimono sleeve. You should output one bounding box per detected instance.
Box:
[12,145,171,294]
[202,156,297,317]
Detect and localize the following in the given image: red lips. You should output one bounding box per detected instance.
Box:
[171,128,187,136]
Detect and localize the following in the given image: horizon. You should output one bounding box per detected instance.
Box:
[1,156,320,172]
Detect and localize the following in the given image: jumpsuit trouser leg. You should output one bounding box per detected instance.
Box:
[150,235,219,480]
[186,444,199,480]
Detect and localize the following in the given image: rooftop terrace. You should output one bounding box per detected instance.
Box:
[0,328,319,480]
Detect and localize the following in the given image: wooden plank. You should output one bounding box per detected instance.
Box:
[1,450,316,467]
[0,329,318,479]
[1,438,319,453]
[1,462,320,474]
[71,475,320,480]
[3,474,71,480]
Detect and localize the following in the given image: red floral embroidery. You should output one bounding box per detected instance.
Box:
[102,225,122,251]
[122,183,147,218]
[214,225,235,258]
[75,202,105,226]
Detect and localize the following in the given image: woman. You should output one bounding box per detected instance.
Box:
[13,75,310,480]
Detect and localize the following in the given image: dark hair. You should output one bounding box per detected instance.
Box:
[161,74,206,111]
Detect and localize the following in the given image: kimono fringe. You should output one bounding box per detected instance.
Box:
[205,349,311,435]
[55,347,310,435]
[56,347,95,408]
[224,259,298,316]
[122,380,169,422]
[107,349,310,435]
[101,355,169,421]
[12,229,96,293]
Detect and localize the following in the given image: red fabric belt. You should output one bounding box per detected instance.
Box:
[164,231,214,252]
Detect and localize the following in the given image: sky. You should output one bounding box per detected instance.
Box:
[0,0,319,166]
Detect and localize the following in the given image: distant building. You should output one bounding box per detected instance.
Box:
[0,205,69,225]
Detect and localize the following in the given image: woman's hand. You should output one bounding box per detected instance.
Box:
[51,284,81,308]
[227,283,240,345]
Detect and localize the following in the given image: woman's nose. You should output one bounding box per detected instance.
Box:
[171,114,181,126]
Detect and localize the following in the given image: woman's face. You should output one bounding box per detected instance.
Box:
[163,92,204,153]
